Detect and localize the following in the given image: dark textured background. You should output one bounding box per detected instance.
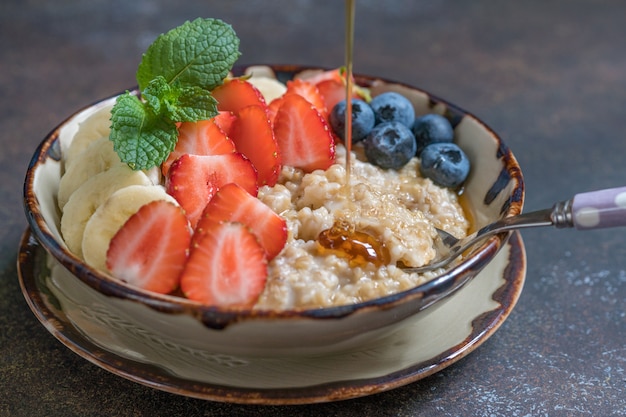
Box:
[2,1,626,415]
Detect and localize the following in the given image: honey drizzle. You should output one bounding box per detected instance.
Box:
[344,0,355,187]
[317,1,393,268]
[318,220,390,268]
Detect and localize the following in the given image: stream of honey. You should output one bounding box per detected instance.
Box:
[316,0,391,267]
[343,0,355,183]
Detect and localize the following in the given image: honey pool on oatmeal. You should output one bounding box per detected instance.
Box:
[255,144,469,310]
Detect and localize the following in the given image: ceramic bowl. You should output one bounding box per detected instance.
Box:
[23,65,524,357]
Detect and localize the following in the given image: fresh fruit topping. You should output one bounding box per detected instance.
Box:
[247,76,287,103]
[212,79,267,113]
[166,153,258,228]
[196,183,287,260]
[61,166,154,259]
[419,142,470,189]
[266,96,283,125]
[64,105,113,171]
[162,119,236,175]
[303,68,371,111]
[106,200,191,294]
[272,93,335,172]
[299,68,345,85]
[58,137,125,210]
[230,105,282,186]
[369,92,416,128]
[315,79,351,113]
[212,111,237,136]
[412,113,455,157]
[363,121,417,169]
[329,98,376,143]
[109,18,241,170]
[81,185,179,273]
[180,221,268,307]
[285,79,328,118]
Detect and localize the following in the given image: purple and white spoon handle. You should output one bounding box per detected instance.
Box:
[560,187,626,230]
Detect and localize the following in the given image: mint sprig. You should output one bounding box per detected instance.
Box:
[110,18,241,170]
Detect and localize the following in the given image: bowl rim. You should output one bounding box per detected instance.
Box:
[23,64,525,326]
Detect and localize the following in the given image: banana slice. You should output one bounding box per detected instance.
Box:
[61,166,154,259]
[57,136,124,210]
[82,185,178,273]
[143,165,163,186]
[247,76,287,103]
[64,105,113,171]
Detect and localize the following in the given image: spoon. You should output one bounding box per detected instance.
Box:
[401,186,626,274]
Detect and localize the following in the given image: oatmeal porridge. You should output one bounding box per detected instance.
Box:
[255,144,469,310]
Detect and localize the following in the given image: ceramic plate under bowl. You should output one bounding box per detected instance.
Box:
[18,229,526,405]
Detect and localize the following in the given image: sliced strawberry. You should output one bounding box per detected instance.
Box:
[316,79,350,113]
[212,79,267,114]
[180,221,268,307]
[285,79,328,119]
[230,105,282,187]
[299,68,344,85]
[273,93,336,172]
[213,111,237,136]
[106,200,191,294]
[267,80,329,125]
[166,153,258,228]
[162,119,236,176]
[267,96,284,126]
[196,183,287,260]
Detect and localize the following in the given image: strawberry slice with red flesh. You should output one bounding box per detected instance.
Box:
[272,93,336,172]
[106,200,191,294]
[316,79,363,114]
[162,119,236,176]
[300,68,344,85]
[213,111,237,137]
[180,221,268,307]
[212,79,267,114]
[267,97,283,126]
[308,68,366,112]
[285,79,328,119]
[298,69,348,111]
[196,183,287,260]
[230,105,282,187]
[268,80,328,125]
[166,153,258,228]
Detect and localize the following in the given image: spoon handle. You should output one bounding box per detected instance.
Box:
[571,186,626,230]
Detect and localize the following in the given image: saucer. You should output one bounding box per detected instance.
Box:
[18,228,525,404]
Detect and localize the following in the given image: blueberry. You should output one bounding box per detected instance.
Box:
[370,92,416,128]
[419,142,470,188]
[412,113,454,156]
[329,99,376,143]
[363,121,417,169]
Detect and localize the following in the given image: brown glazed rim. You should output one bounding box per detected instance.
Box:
[23,64,525,326]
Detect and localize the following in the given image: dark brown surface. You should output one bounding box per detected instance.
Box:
[2,1,626,416]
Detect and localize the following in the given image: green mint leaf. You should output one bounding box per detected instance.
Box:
[110,92,178,170]
[109,17,240,170]
[142,77,218,122]
[141,76,174,115]
[136,18,241,92]
[170,86,218,122]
